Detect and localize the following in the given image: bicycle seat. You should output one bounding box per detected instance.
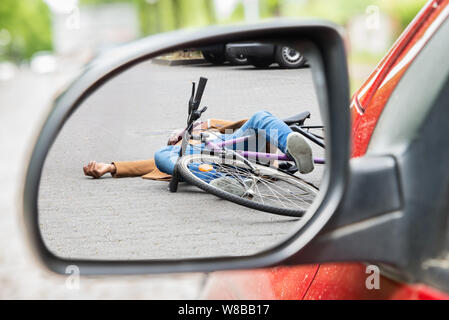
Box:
[282,111,311,126]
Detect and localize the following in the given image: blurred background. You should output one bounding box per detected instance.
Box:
[0,0,428,298]
[0,0,428,89]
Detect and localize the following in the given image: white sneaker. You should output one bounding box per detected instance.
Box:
[286,132,314,174]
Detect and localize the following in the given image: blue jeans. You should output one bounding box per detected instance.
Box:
[154,111,292,176]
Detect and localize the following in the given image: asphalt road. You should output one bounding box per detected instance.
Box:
[1,68,205,299]
[38,60,325,260]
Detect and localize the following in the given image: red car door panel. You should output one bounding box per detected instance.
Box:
[352,0,449,157]
[202,0,449,300]
[201,265,319,299]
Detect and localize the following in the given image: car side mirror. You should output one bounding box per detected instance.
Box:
[23,20,354,275]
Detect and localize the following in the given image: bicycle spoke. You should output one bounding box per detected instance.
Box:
[182,154,318,215]
[255,176,302,208]
[260,177,314,205]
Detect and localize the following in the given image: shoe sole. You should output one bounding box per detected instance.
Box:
[287,132,314,174]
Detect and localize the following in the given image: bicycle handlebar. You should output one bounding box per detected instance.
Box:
[187,77,208,125]
[188,82,196,115]
[193,77,208,110]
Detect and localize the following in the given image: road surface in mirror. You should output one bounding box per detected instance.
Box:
[38,59,324,260]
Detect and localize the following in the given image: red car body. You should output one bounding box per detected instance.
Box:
[202,0,449,300]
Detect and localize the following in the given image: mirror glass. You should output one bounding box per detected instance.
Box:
[38,41,326,260]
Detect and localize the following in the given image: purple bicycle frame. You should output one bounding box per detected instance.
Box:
[205,135,325,164]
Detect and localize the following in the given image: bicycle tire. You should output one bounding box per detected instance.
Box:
[176,154,318,217]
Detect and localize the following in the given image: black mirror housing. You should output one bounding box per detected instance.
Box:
[23,20,351,275]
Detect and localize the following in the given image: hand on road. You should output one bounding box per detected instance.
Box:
[83,161,116,178]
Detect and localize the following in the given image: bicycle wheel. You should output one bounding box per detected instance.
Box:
[177,154,318,217]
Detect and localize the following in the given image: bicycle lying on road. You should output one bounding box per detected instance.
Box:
[169,77,325,217]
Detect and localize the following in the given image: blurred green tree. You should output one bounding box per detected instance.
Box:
[0,0,429,62]
[260,0,281,18]
[138,0,216,35]
[0,0,52,61]
[379,0,427,31]
[282,0,427,34]
[225,1,245,22]
[82,0,216,35]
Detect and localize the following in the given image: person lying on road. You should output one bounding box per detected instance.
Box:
[83,111,314,194]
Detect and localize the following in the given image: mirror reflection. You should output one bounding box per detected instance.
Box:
[38,42,326,260]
